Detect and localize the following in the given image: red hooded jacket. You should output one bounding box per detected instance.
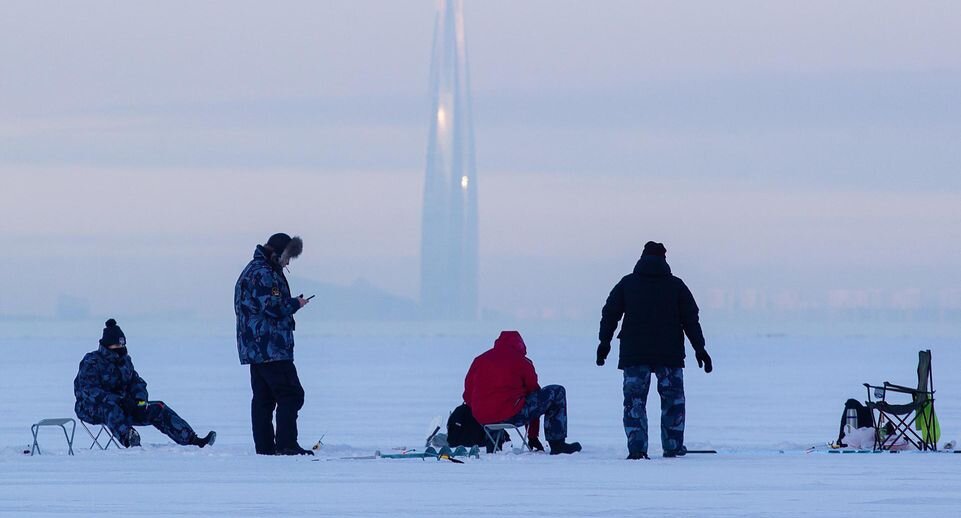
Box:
[463,331,541,437]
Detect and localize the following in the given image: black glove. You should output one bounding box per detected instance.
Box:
[122,398,148,419]
[528,437,545,452]
[695,349,713,373]
[596,341,611,366]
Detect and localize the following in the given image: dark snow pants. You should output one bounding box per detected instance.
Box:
[250,360,305,455]
[623,365,685,455]
[85,401,196,445]
[506,384,569,441]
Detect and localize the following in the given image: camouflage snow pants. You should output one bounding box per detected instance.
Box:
[507,384,568,441]
[85,401,197,446]
[623,366,685,455]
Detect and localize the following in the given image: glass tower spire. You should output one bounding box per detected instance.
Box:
[420,0,479,320]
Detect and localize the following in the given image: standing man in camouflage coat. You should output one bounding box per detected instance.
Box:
[596,241,712,460]
[234,233,312,455]
[74,319,216,448]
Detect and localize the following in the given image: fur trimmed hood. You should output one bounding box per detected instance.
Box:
[279,236,303,264]
[265,233,303,264]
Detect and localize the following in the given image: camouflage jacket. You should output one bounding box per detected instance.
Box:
[234,245,301,365]
[74,345,148,420]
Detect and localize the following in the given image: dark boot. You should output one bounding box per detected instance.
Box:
[276,444,314,456]
[627,451,650,460]
[117,428,140,448]
[548,440,581,455]
[121,428,141,448]
[663,445,687,458]
[190,431,217,448]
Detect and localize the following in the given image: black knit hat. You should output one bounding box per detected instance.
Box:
[99,318,126,347]
[642,241,667,257]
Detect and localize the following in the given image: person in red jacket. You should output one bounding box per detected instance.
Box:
[463,331,581,455]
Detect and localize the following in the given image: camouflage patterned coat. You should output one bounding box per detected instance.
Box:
[234,245,302,365]
[74,345,148,422]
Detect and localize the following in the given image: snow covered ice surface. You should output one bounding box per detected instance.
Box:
[2,322,960,517]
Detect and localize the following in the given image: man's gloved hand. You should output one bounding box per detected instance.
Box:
[123,398,148,419]
[133,400,149,420]
[528,437,545,452]
[120,398,136,413]
[695,349,713,373]
[596,341,611,366]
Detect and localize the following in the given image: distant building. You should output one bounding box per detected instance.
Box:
[420,0,479,320]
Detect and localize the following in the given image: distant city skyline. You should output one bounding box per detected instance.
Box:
[0,1,958,328]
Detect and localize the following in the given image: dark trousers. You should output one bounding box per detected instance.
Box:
[250,360,305,454]
[87,401,196,446]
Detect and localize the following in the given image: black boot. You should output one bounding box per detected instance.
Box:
[663,445,687,458]
[276,444,314,456]
[627,451,650,460]
[190,431,217,448]
[120,428,141,448]
[548,440,582,455]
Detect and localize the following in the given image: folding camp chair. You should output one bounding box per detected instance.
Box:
[863,349,939,451]
[483,423,531,453]
[80,420,120,450]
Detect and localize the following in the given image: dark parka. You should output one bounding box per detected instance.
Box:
[74,345,148,422]
[234,245,302,365]
[599,255,706,369]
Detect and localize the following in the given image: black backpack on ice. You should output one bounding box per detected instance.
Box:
[447,403,507,451]
[447,404,486,447]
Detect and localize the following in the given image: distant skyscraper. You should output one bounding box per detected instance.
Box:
[420,0,479,320]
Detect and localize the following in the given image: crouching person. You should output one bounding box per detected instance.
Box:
[74,319,216,449]
[463,331,581,455]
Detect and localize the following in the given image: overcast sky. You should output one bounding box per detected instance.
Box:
[1,1,959,322]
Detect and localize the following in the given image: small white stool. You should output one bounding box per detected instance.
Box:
[30,418,76,456]
[483,423,531,453]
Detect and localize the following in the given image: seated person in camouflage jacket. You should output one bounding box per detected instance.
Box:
[74,319,216,449]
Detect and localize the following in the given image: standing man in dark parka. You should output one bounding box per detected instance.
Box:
[235,233,312,455]
[596,241,712,460]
